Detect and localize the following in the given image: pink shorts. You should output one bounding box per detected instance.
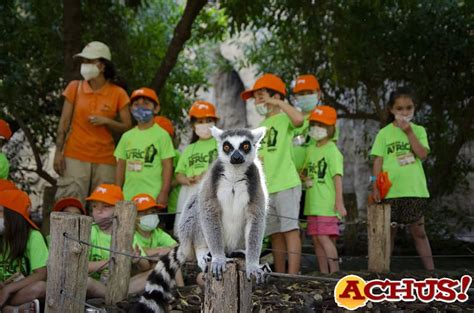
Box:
[307,216,340,237]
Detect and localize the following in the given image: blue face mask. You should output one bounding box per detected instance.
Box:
[294,94,320,113]
[131,107,154,123]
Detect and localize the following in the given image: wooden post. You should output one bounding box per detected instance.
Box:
[367,203,391,272]
[45,212,92,313]
[105,200,137,305]
[203,258,252,313]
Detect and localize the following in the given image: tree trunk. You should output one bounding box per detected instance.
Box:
[213,69,247,129]
[150,0,208,94]
[63,0,82,82]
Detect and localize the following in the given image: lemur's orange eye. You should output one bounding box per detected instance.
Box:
[223,145,230,152]
[243,143,250,151]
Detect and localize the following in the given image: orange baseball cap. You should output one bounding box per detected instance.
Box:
[0,179,17,192]
[0,190,39,229]
[86,184,123,205]
[132,193,165,212]
[241,73,287,101]
[189,100,218,119]
[130,87,160,106]
[308,105,337,125]
[53,197,86,214]
[0,119,12,140]
[154,116,174,137]
[293,74,320,93]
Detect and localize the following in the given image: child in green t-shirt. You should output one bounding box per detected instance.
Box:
[370,87,434,270]
[302,106,347,273]
[174,100,219,233]
[46,197,87,246]
[115,87,175,202]
[0,189,48,312]
[131,193,184,286]
[0,119,12,179]
[241,73,304,274]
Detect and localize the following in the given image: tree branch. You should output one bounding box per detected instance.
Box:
[150,0,208,94]
[63,0,82,82]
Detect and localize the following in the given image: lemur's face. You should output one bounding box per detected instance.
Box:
[211,127,266,166]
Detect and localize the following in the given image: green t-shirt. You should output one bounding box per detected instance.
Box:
[168,150,181,214]
[0,152,9,179]
[114,124,175,200]
[370,123,430,198]
[303,141,344,216]
[175,138,218,177]
[291,118,311,172]
[133,228,177,251]
[0,230,48,282]
[259,113,301,193]
[88,224,144,280]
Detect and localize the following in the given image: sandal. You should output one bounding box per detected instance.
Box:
[9,299,40,313]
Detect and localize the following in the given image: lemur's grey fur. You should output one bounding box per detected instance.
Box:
[131,126,268,313]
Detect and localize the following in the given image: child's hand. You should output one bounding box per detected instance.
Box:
[335,203,347,217]
[261,94,279,107]
[372,185,381,203]
[156,192,168,207]
[395,116,412,134]
[0,285,12,307]
[131,245,141,265]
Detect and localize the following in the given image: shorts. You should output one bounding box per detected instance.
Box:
[384,197,428,224]
[265,185,302,236]
[307,216,340,237]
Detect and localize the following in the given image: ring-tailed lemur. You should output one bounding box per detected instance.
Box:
[131,126,269,313]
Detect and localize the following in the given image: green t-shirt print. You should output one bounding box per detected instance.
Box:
[259,113,301,194]
[303,141,343,217]
[175,138,218,177]
[370,123,430,199]
[114,124,175,200]
[0,152,9,179]
[0,230,48,282]
[133,228,177,250]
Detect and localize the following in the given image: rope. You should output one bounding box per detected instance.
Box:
[266,272,340,283]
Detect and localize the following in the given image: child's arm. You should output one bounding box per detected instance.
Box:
[0,267,47,307]
[334,175,347,217]
[176,173,192,186]
[264,96,304,127]
[397,121,428,160]
[372,156,383,202]
[88,260,109,273]
[115,159,126,187]
[157,158,173,206]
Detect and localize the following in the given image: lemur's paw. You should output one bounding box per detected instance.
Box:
[246,263,271,284]
[211,256,227,280]
[197,254,209,272]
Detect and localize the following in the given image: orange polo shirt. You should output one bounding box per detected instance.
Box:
[62,80,129,165]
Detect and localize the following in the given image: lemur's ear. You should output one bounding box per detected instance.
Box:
[210,126,224,140]
[251,127,266,145]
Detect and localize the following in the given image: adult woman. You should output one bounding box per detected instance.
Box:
[54,41,132,204]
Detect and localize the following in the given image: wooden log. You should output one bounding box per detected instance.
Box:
[105,200,137,305]
[367,203,391,272]
[45,212,93,313]
[203,258,252,313]
[40,185,57,236]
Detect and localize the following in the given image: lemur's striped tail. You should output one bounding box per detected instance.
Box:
[130,245,185,313]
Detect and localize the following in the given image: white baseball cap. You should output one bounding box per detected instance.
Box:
[74,41,111,61]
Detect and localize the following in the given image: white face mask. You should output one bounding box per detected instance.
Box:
[395,113,413,123]
[80,63,100,81]
[0,217,4,235]
[195,123,214,139]
[139,214,160,232]
[255,104,269,116]
[309,126,328,141]
[294,94,320,113]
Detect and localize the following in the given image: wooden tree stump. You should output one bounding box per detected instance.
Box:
[45,212,92,313]
[367,203,391,272]
[105,200,137,305]
[203,259,252,313]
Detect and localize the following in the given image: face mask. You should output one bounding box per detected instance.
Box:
[139,214,159,232]
[0,217,4,235]
[131,107,154,123]
[80,63,100,81]
[294,94,320,113]
[255,104,269,116]
[309,126,328,141]
[95,216,113,231]
[395,113,413,123]
[195,123,214,139]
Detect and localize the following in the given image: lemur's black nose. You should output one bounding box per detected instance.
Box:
[230,151,245,164]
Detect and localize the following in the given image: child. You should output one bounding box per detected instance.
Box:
[0,119,12,179]
[0,190,48,313]
[46,197,87,246]
[303,106,346,273]
[115,87,175,203]
[241,73,304,274]
[132,193,184,286]
[174,100,218,233]
[370,87,434,270]
[85,184,150,297]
